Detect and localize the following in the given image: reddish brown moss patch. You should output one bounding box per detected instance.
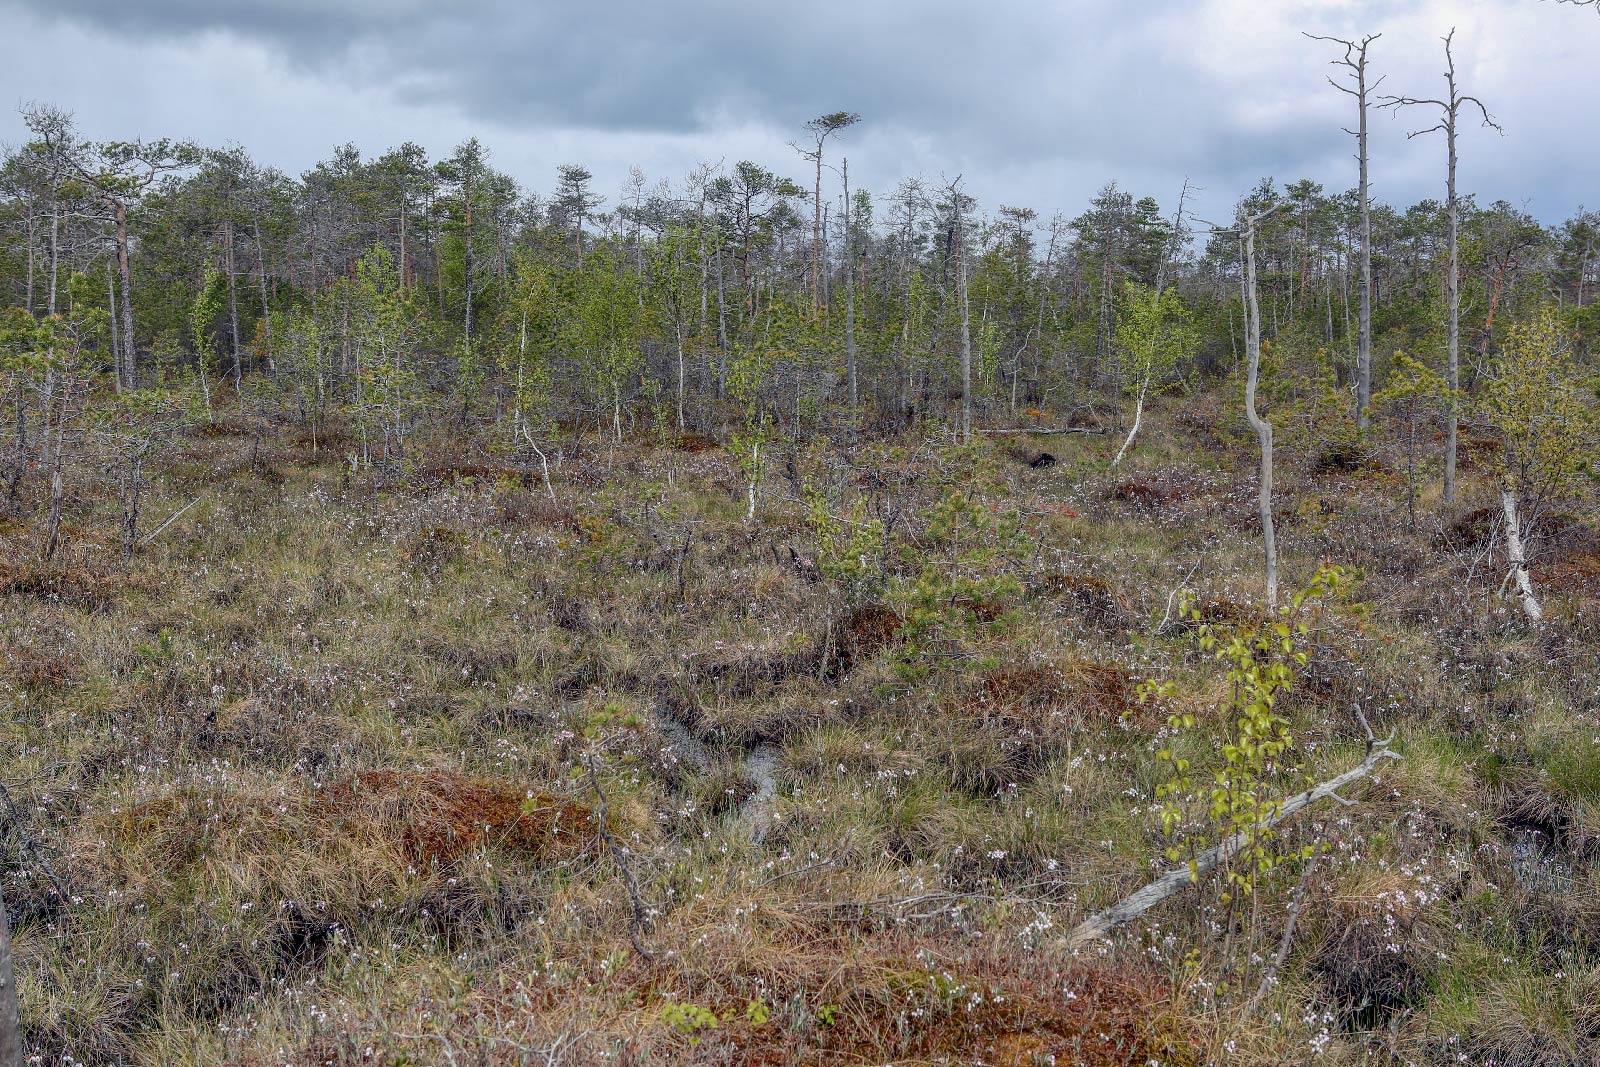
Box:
[1109,477,1176,508]
[321,770,595,866]
[1036,571,1127,625]
[676,432,721,453]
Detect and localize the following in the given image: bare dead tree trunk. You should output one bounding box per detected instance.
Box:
[114,201,137,389]
[1501,485,1542,621]
[958,211,973,446]
[843,158,858,415]
[47,199,59,318]
[1241,211,1278,607]
[1381,30,1498,507]
[0,884,20,1067]
[225,219,242,388]
[1309,33,1381,429]
[1065,713,1400,948]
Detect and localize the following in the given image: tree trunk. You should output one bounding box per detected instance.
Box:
[1501,486,1542,621]
[1444,126,1460,505]
[843,159,857,415]
[1064,734,1400,948]
[813,153,823,313]
[114,202,137,389]
[47,199,59,318]
[1356,56,1374,430]
[958,213,973,445]
[463,182,475,344]
[1242,219,1278,607]
[1110,381,1147,469]
[0,884,21,1067]
[106,259,122,394]
[225,219,243,387]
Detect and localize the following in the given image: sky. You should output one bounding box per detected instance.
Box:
[0,0,1596,231]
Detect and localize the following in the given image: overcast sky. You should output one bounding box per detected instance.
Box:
[1,0,1596,229]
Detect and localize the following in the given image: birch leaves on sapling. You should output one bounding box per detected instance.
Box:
[1110,282,1197,468]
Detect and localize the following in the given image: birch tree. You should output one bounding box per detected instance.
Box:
[1109,283,1196,467]
[1381,30,1499,506]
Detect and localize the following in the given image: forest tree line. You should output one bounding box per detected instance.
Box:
[1,102,1597,507]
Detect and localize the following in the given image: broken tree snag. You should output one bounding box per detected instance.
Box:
[1500,486,1542,622]
[1,885,18,1067]
[1063,712,1400,949]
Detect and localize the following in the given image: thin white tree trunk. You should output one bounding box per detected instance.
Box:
[958,210,973,445]
[746,439,759,521]
[1242,216,1278,607]
[1065,722,1400,948]
[1501,487,1542,621]
[1109,380,1147,469]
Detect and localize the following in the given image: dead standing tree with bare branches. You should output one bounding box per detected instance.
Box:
[796,113,859,315]
[1306,32,1382,430]
[1241,206,1280,607]
[1381,30,1501,508]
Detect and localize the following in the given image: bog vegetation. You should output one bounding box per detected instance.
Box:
[1,63,1599,1067]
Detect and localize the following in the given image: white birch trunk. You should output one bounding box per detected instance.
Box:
[1501,487,1542,621]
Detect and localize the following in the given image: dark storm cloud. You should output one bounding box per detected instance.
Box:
[15,0,1192,155]
[2,0,1597,223]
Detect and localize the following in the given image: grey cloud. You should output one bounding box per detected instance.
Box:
[1,0,1596,225]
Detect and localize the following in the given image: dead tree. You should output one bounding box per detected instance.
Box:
[1307,32,1382,430]
[1381,30,1500,507]
[1240,206,1280,606]
[797,112,859,314]
[1065,710,1401,948]
[942,176,976,446]
[1500,485,1543,621]
[0,884,17,1067]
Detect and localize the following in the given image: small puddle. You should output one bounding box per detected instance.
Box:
[652,700,711,773]
[741,744,783,845]
[1508,826,1571,894]
[653,698,782,843]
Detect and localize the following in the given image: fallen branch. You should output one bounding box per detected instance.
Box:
[0,778,69,906]
[1063,709,1399,949]
[978,426,1108,436]
[1245,854,1316,1018]
[138,495,202,547]
[583,752,655,963]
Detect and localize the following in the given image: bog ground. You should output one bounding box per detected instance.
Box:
[3,396,1598,1065]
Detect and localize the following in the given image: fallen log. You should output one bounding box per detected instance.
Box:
[1063,709,1400,949]
[979,426,1108,436]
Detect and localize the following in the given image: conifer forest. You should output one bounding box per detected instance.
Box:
[2,2,1600,1064]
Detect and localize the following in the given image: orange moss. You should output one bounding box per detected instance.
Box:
[978,661,1135,726]
[676,432,721,453]
[320,770,596,866]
